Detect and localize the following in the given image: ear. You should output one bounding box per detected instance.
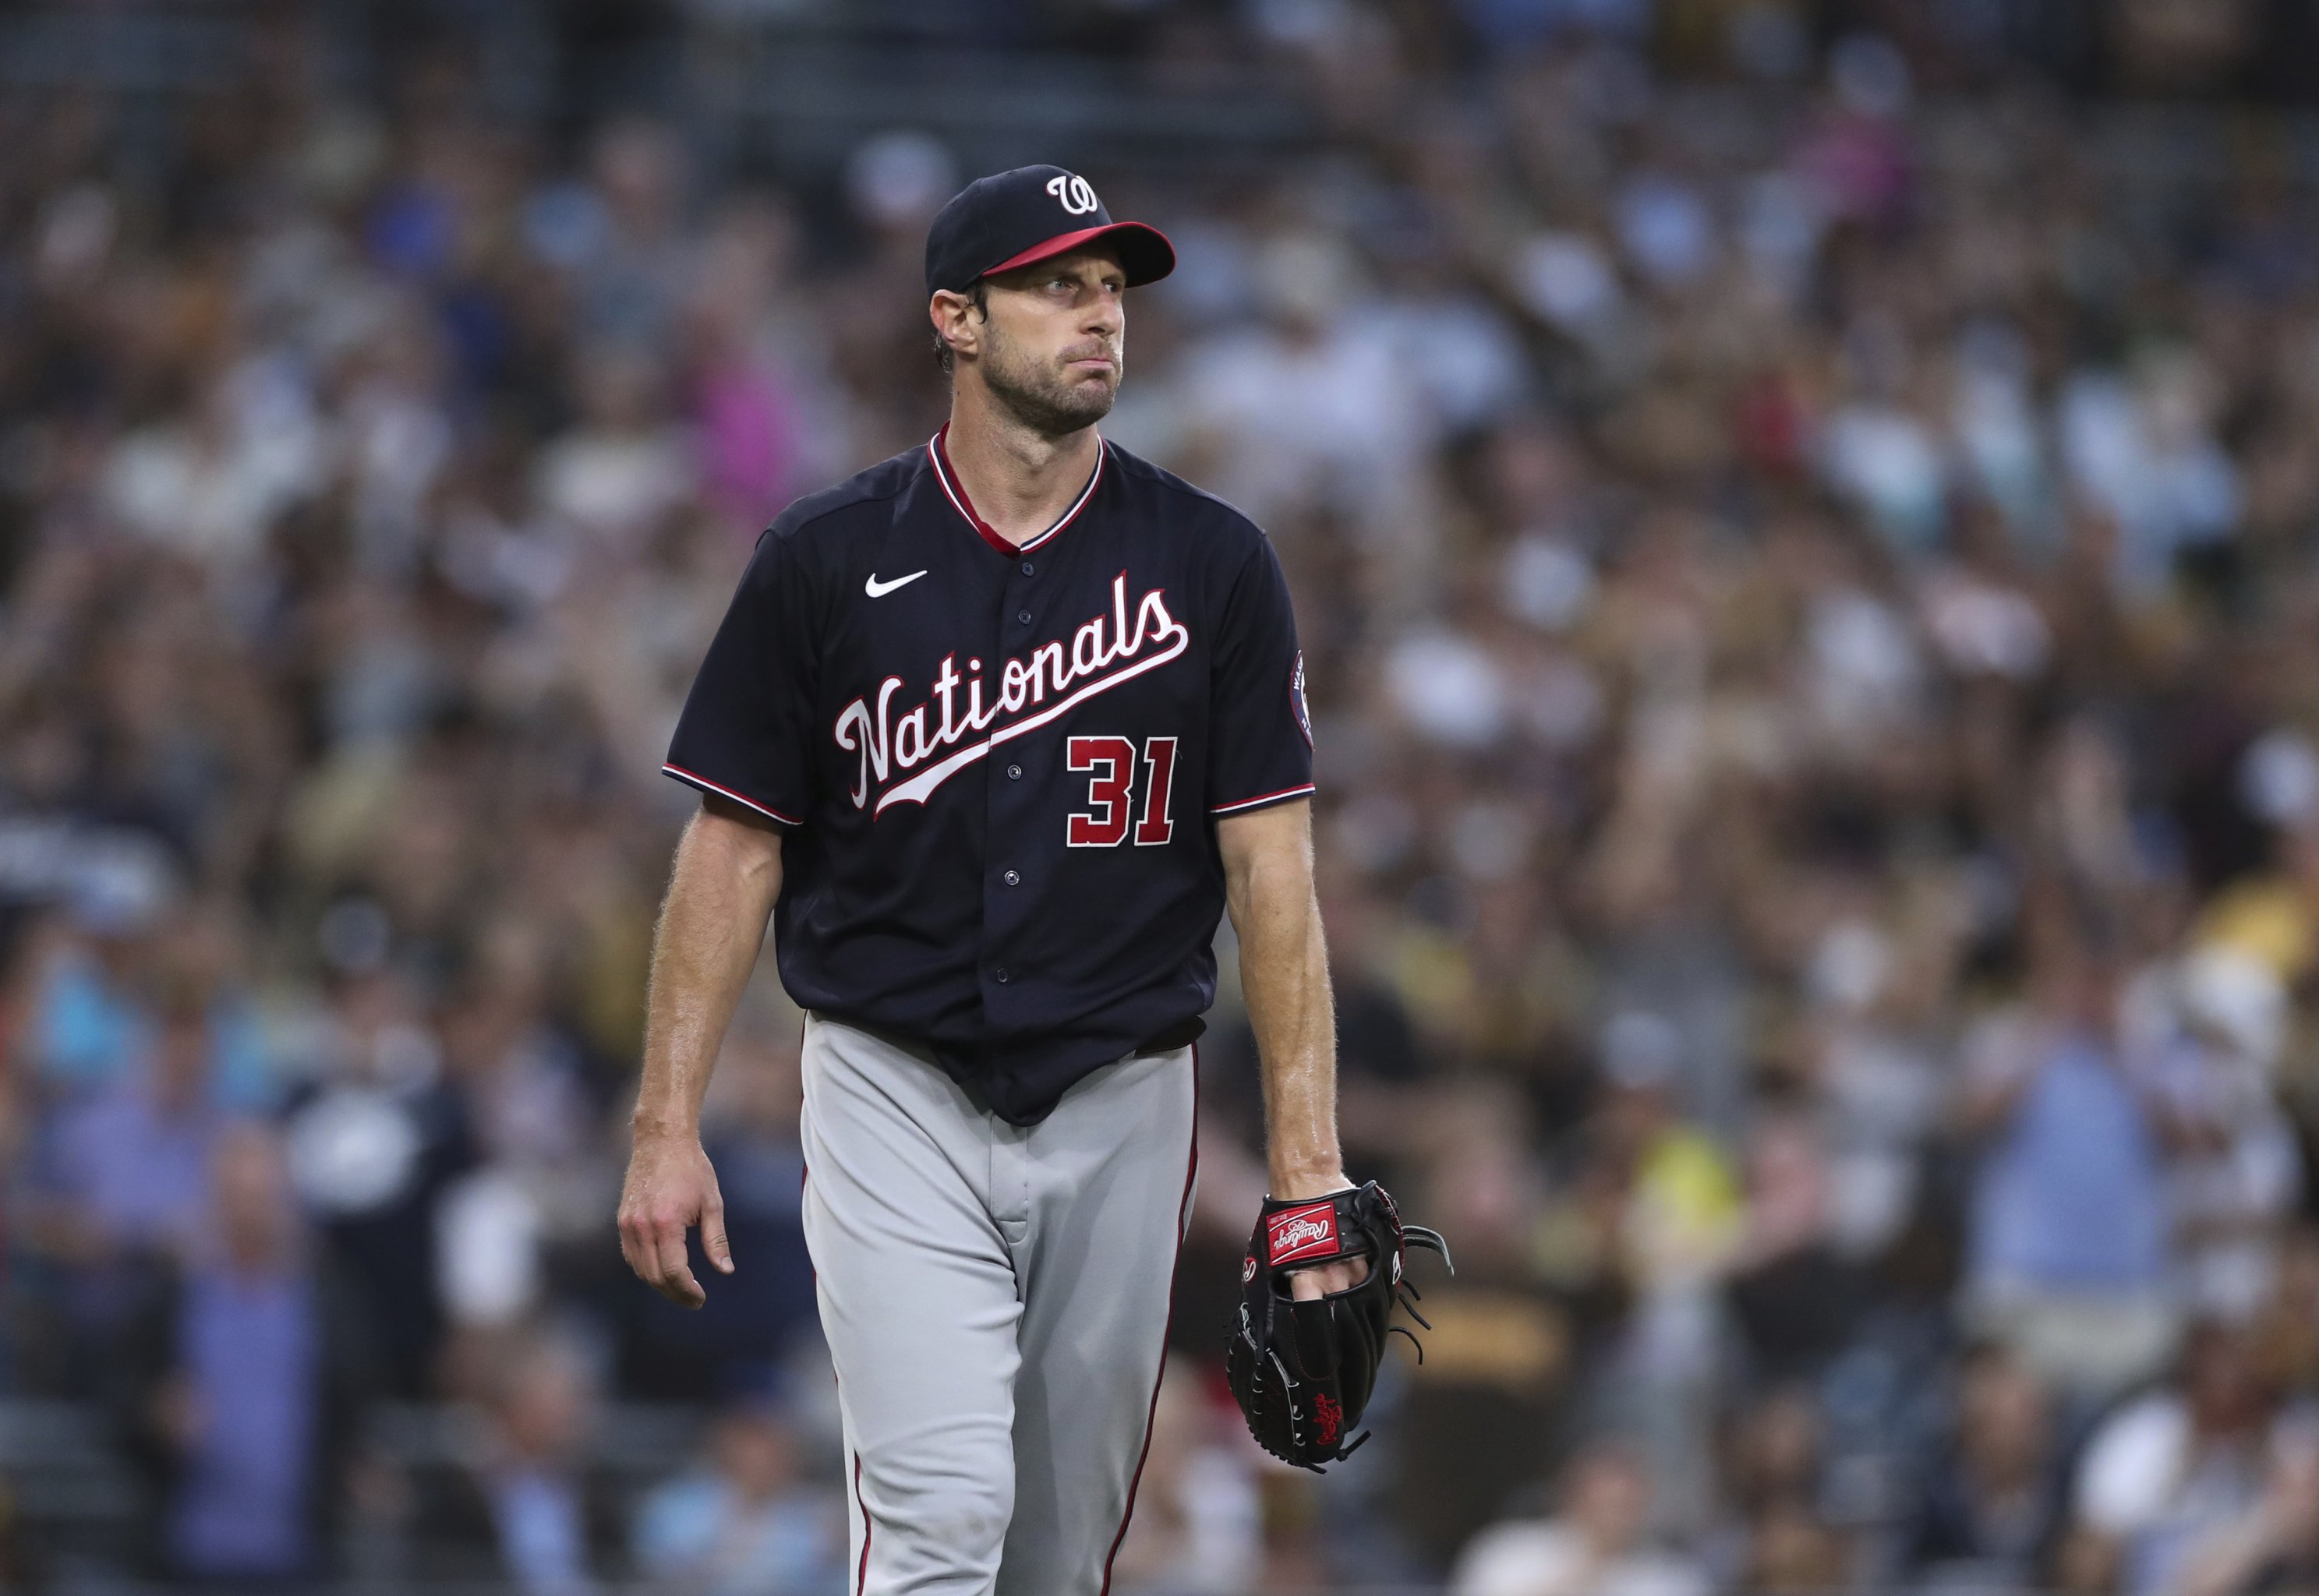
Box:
[930,290,983,363]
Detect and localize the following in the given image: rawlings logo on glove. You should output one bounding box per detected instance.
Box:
[1265,1203,1340,1265]
[1225,1180,1451,1473]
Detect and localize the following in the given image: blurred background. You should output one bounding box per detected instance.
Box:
[9,0,2319,1592]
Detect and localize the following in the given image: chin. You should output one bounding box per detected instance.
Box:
[1059,380,1119,425]
[990,365,1118,433]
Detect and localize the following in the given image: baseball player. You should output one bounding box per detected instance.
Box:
[617,165,1437,1596]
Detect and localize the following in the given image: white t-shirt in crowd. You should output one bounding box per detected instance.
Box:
[1453,1520,1713,1596]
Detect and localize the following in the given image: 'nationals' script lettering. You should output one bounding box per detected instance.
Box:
[834,572,1190,815]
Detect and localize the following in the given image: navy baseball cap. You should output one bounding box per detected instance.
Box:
[924,165,1175,298]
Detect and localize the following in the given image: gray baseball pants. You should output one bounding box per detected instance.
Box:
[798,1012,1198,1596]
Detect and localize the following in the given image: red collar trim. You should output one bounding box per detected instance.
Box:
[927,425,1105,556]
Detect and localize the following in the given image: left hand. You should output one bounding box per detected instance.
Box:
[1289,1254,1371,1300]
[1275,1171,1372,1301]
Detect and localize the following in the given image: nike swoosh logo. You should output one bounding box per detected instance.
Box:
[865,570,928,598]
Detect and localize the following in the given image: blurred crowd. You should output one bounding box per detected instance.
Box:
[9,0,2319,1591]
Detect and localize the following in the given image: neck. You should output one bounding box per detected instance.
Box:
[942,383,1101,547]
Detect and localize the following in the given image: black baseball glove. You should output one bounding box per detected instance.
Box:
[1225,1180,1451,1471]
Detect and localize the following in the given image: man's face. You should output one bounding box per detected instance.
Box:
[941,247,1126,435]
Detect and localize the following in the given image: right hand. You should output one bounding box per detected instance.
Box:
[617,1128,733,1308]
[1271,1172,1370,1303]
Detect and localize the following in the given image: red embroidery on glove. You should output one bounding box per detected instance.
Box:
[1313,1391,1342,1445]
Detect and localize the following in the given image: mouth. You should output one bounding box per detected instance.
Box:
[1065,351,1119,374]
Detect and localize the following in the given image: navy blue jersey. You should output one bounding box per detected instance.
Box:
[666,429,1314,1124]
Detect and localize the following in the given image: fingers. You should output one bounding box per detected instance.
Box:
[1286,1256,1373,1301]
[617,1206,657,1289]
[702,1184,734,1276]
[617,1198,707,1308]
[649,1216,706,1308]
[616,1143,725,1308]
[617,1209,645,1280]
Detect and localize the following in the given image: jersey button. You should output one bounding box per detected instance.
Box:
[1020,560,1035,577]
[1016,608,1033,625]
[994,966,1012,983]
[1002,869,1020,886]
[1006,764,1023,780]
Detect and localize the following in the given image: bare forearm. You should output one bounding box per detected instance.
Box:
[1221,803,1345,1199]
[635,802,783,1137]
[1243,893,1342,1195]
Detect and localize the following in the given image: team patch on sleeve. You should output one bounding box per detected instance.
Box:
[1290,651,1312,747]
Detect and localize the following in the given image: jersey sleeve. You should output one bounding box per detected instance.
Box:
[663,528,818,825]
[1206,534,1317,817]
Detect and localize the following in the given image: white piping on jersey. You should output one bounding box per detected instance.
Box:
[661,762,806,826]
[925,429,1106,553]
[1210,782,1317,816]
[834,570,1190,816]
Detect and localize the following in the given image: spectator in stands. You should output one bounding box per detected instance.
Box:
[1452,1440,1712,1596]
[1958,886,2176,1398]
[112,1121,378,1584]
[25,889,163,1096]
[2066,1320,2286,1596]
[23,978,237,1389]
[1707,1387,1841,1589]
[1900,1343,2066,1590]
[1391,1082,1574,1570]
[2165,1414,2319,1596]
[37,983,226,1266]
[278,963,475,1396]
[630,1398,843,1596]
[1723,1110,1871,1385]
[419,1336,622,1593]
[1737,1497,1854,1594]
[1581,1014,1741,1532]
[532,341,698,552]
[2126,943,2302,1323]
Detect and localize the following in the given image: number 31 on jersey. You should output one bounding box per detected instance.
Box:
[1066,736,1176,847]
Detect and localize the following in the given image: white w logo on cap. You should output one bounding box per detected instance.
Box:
[1045,173,1100,216]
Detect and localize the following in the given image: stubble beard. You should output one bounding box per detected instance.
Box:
[979,323,1119,438]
